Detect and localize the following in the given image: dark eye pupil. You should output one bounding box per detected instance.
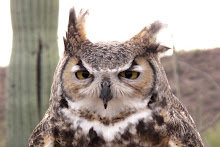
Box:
[125,71,132,78]
[82,71,89,78]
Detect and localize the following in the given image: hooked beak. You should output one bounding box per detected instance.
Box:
[101,80,112,109]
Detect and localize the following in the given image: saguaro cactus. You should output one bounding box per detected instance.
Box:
[7,0,59,146]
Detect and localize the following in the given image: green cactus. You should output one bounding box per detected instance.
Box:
[7,0,59,146]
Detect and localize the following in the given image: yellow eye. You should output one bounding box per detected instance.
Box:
[75,70,92,79]
[119,71,140,79]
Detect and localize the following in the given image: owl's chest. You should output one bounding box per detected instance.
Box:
[50,108,167,147]
[51,118,168,147]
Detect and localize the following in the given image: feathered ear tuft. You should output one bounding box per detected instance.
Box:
[126,21,170,55]
[156,45,171,53]
[64,7,90,56]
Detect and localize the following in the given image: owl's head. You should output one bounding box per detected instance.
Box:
[53,8,171,119]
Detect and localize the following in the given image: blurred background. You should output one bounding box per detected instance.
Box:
[0,0,220,146]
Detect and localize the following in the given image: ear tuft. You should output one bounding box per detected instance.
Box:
[156,45,171,53]
[64,7,90,56]
[126,21,170,55]
[76,9,89,41]
[68,7,77,30]
[147,21,164,37]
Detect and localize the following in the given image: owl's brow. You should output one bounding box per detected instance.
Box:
[126,60,138,71]
[76,60,83,66]
[76,60,87,70]
[131,60,138,66]
[124,59,146,73]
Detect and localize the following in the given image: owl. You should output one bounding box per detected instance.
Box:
[28,8,204,147]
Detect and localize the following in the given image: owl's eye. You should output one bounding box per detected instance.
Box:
[75,70,92,79]
[119,71,140,79]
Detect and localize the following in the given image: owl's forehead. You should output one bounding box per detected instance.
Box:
[79,42,135,70]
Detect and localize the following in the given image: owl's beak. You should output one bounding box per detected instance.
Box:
[101,80,112,109]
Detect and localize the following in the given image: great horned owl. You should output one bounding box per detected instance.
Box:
[28,8,204,147]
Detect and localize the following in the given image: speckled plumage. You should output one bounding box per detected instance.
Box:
[28,8,204,147]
